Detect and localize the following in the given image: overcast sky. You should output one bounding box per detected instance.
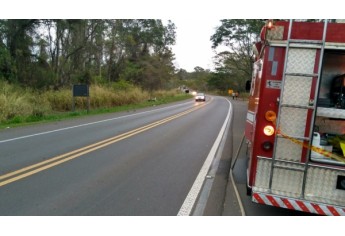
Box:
[170,19,225,72]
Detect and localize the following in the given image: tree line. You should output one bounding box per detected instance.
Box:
[0,19,269,94]
[0,19,176,91]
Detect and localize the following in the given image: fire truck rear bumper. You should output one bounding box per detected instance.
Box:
[252,191,345,216]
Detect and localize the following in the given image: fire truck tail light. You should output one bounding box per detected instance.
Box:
[265,110,276,122]
[263,125,275,136]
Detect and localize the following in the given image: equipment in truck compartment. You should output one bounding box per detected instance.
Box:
[331,74,345,109]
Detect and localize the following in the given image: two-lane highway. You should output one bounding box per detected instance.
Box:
[0,96,232,215]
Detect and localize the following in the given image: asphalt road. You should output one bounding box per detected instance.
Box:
[0,95,316,216]
[0,95,232,216]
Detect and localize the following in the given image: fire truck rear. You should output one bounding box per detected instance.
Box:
[245,19,345,215]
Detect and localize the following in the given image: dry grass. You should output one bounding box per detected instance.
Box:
[0,81,185,123]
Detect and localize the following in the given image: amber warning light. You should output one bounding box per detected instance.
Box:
[265,110,276,122]
[267,20,274,29]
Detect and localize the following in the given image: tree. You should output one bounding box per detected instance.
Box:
[211,19,263,50]
[111,19,176,88]
[189,67,210,91]
[210,19,265,92]
[0,19,40,84]
[176,69,188,81]
[0,46,16,81]
[207,71,232,92]
[0,19,177,91]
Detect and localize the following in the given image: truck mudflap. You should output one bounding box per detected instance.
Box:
[252,192,345,216]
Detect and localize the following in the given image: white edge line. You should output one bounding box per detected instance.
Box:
[0,101,193,144]
[229,169,246,216]
[228,100,246,216]
[177,98,231,216]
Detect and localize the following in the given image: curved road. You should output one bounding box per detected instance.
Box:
[0,95,232,216]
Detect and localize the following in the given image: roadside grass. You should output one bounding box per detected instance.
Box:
[0,81,192,129]
[0,93,192,129]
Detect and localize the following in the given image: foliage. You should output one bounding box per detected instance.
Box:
[0,19,176,90]
[0,46,16,82]
[174,67,212,93]
[211,19,264,49]
[187,67,211,92]
[207,71,232,92]
[210,19,265,92]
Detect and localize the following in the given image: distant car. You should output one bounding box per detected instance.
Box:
[195,93,206,102]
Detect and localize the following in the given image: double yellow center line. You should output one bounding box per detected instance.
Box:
[0,101,209,187]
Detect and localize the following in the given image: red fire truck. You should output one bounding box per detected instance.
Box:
[245,19,345,215]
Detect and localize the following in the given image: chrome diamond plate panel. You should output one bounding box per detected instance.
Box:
[305,167,345,206]
[271,162,304,198]
[254,158,271,191]
[281,76,312,106]
[267,26,284,40]
[275,137,303,162]
[254,158,305,198]
[279,107,308,137]
[317,107,345,119]
[286,49,316,74]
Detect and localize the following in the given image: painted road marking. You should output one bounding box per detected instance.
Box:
[0,101,193,144]
[0,99,212,187]
[177,98,231,216]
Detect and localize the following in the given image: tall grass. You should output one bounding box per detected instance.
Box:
[0,81,38,122]
[0,81,189,125]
